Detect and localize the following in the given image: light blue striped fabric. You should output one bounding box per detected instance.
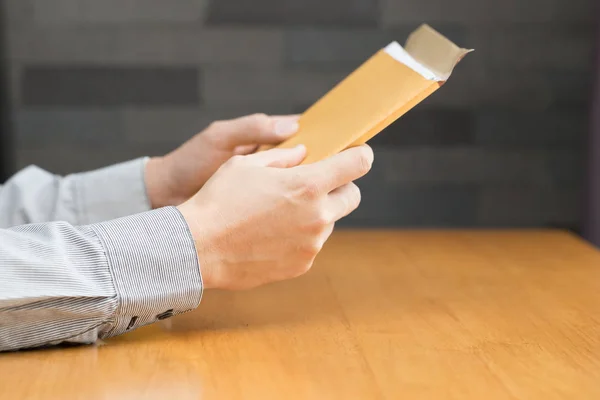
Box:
[0,159,203,351]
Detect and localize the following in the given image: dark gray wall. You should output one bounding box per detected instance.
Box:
[0,3,11,182]
[2,0,597,228]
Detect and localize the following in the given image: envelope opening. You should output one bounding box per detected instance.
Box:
[384,24,472,82]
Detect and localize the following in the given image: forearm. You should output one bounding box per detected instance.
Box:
[0,207,202,352]
[0,158,151,228]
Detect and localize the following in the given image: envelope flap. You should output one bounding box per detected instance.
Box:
[404,24,473,81]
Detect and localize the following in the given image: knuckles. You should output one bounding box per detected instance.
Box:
[297,241,322,261]
[202,121,226,144]
[286,177,321,201]
[300,208,333,236]
[286,171,322,201]
[299,181,321,200]
[247,113,271,132]
[289,260,314,279]
[296,261,314,276]
[311,210,333,229]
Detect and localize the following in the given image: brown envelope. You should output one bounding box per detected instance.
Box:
[258,24,473,164]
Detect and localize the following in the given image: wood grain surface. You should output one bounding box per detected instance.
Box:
[1,230,600,399]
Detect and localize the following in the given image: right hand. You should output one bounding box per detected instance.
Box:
[177,144,374,290]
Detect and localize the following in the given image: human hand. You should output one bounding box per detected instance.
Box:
[177,144,374,290]
[145,114,300,208]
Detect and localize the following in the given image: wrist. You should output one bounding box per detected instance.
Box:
[145,156,177,209]
[177,202,218,290]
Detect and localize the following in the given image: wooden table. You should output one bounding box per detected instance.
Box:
[2,230,600,399]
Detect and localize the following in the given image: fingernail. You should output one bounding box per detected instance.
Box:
[274,120,299,137]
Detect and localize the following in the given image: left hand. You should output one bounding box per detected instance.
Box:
[145,113,300,208]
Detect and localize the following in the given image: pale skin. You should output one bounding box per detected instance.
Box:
[145,113,374,290]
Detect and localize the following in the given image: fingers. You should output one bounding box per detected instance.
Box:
[244,145,307,168]
[298,145,374,195]
[208,114,300,149]
[326,182,362,221]
[318,222,335,253]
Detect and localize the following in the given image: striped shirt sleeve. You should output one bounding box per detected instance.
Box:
[0,207,203,352]
[0,158,151,228]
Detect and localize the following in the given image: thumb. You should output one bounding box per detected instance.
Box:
[210,114,300,149]
[246,145,306,168]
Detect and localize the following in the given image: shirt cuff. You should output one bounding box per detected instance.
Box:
[75,158,152,224]
[91,206,203,338]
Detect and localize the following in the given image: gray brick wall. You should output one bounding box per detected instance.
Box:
[3,0,597,229]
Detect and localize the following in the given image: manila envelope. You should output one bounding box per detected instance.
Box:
[258,24,473,164]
